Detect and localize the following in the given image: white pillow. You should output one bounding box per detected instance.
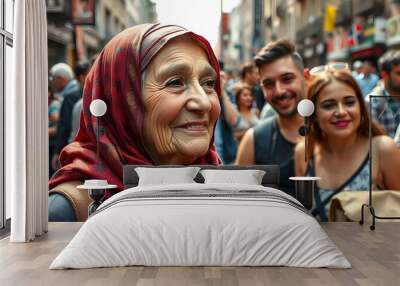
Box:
[135,167,201,186]
[200,169,266,185]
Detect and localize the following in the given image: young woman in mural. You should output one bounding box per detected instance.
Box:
[294,69,400,221]
[49,24,222,221]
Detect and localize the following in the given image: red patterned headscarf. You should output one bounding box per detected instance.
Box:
[49,23,222,192]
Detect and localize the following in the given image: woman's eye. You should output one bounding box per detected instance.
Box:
[166,78,184,87]
[345,100,356,106]
[321,103,335,110]
[203,79,216,88]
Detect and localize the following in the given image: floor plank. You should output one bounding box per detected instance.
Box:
[0,222,399,286]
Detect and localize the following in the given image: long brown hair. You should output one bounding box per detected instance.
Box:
[306,70,385,158]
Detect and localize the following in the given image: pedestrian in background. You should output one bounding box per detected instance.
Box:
[214,61,238,164]
[232,84,259,141]
[48,85,61,177]
[355,60,379,97]
[50,63,82,172]
[239,62,265,112]
[368,50,400,139]
[352,60,363,78]
[69,61,91,143]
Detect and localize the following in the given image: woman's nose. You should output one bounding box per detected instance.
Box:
[334,104,346,116]
[186,83,212,112]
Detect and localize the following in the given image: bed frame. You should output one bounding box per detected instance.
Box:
[123,165,280,189]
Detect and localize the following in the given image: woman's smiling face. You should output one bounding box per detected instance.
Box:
[315,79,361,139]
[142,36,220,164]
[238,87,254,109]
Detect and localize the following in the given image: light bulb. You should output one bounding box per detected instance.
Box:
[90,99,107,117]
[297,99,314,117]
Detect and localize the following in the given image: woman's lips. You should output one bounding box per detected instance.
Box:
[175,121,208,132]
[333,120,351,128]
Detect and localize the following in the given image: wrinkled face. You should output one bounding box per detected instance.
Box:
[238,88,253,109]
[259,56,304,117]
[315,80,361,139]
[142,37,220,165]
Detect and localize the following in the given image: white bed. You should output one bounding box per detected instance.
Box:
[50,182,351,269]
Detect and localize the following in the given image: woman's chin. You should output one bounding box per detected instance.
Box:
[324,128,356,139]
[176,140,210,160]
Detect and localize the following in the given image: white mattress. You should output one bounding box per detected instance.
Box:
[50,183,351,269]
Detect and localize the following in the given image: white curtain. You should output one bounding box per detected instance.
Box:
[8,0,48,242]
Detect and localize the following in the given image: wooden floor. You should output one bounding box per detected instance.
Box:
[0,222,399,286]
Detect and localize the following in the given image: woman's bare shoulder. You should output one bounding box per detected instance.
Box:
[294,139,306,155]
[372,135,398,152]
[372,135,400,165]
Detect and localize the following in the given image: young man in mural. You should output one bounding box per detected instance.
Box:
[49,24,222,221]
[236,40,307,197]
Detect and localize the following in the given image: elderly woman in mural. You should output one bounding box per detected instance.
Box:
[49,24,222,222]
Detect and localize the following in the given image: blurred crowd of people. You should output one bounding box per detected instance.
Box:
[48,56,97,177]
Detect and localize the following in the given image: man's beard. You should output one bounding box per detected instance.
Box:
[270,92,299,117]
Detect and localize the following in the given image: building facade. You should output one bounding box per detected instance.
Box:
[224,5,243,71]
[221,0,265,69]
[46,0,156,69]
[222,0,400,69]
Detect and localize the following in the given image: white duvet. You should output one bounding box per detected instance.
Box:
[50,183,351,269]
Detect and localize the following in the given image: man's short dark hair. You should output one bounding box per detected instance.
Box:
[378,50,400,73]
[241,62,256,80]
[254,39,304,72]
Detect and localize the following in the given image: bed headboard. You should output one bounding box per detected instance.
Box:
[123,165,280,189]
